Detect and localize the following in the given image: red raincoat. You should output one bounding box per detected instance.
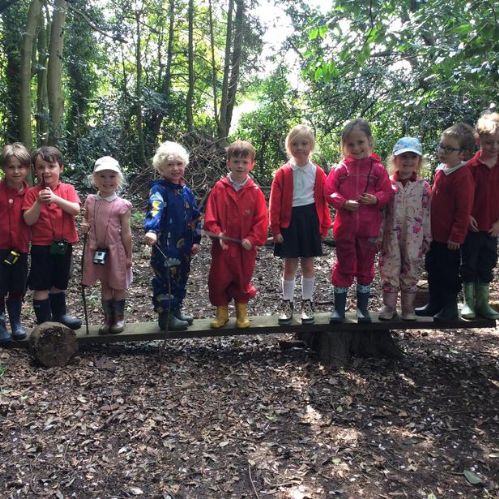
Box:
[204,176,268,305]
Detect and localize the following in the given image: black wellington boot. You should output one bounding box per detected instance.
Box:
[7,300,27,340]
[49,292,82,330]
[433,294,459,322]
[33,298,52,324]
[0,313,11,344]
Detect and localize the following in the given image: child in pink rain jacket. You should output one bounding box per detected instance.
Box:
[325,119,393,323]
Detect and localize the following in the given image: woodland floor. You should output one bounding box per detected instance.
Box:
[0,220,498,498]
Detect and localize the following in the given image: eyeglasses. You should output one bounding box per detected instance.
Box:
[438,143,461,153]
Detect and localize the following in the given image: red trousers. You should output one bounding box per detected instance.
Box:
[332,236,378,288]
[208,243,257,305]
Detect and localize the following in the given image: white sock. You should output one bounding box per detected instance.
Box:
[282,279,295,301]
[302,276,315,301]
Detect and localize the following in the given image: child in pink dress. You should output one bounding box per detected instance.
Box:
[82,157,132,334]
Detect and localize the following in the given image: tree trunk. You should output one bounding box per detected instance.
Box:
[47,0,67,145]
[224,0,244,136]
[36,9,49,144]
[298,329,403,367]
[186,0,194,132]
[217,0,234,142]
[20,0,42,149]
[29,322,79,367]
[134,7,146,166]
[208,0,219,127]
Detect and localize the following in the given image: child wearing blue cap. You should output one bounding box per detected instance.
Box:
[378,137,432,320]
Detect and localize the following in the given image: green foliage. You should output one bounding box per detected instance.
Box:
[282,0,497,166]
[231,68,301,183]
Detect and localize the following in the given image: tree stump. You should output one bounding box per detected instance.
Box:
[29,322,79,367]
[298,329,403,367]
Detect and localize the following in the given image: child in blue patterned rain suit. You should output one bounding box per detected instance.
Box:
[144,142,201,331]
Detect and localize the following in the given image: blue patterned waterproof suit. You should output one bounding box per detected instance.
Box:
[144,179,201,314]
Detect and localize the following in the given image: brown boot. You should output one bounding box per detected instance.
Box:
[99,300,114,335]
[110,300,126,334]
[235,302,250,328]
[210,305,229,328]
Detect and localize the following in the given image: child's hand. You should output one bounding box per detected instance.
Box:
[144,232,157,246]
[38,187,53,204]
[447,240,460,250]
[489,220,499,237]
[219,233,229,250]
[469,215,479,232]
[126,257,133,269]
[344,200,359,211]
[274,233,284,244]
[191,243,200,255]
[241,239,252,250]
[358,193,377,205]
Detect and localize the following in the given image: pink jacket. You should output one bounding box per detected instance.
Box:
[325,154,393,239]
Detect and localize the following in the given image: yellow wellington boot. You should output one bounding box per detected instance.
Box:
[235,302,250,329]
[210,305,229,328]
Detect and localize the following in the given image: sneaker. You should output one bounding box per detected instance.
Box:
[278,300,293,325]
[301,299,315,325]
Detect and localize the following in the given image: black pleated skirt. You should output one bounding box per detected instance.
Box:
[274,203,322,258]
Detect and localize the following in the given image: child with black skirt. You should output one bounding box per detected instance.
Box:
[269,124,331,325]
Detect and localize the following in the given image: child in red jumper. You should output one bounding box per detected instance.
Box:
[0,143,31,343]
[23,146,82,329]
[269,124,331,325]
[460,112,499,320]
[204,140,268,328]
[415,123,476,321]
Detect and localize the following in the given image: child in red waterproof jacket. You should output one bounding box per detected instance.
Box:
[269,124,331,326]
[325,119,393,323]
[0,143,31,343]
[204,140,268,329]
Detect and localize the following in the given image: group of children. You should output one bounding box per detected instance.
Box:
[0,112,497,343]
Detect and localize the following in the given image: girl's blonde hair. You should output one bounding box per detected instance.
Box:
[152,141,189,172]
[340,118,373,156]
[285,124,315,158]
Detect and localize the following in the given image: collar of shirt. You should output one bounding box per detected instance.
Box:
[436,161,467,175]
[290,160,314,172]
[96,192,118,202]
[227,172,249,191]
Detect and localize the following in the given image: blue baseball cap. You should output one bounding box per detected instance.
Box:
[393,137,423,156]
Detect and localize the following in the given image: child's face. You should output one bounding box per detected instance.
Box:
[159,158,186,184]
[34,156,63,188]
[479,132,499,162]
[227,154,254,181]
[394,152,420,178]
[288,134,313,166]
[343,129,372,159]
[94,170,120,196]
[437,137,464,167]
[2,156,29,189]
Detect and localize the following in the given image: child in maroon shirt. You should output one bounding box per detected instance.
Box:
[23,146,82,329]
[416,123,476,321]
[460,112,499,320]
[0,143,31,343]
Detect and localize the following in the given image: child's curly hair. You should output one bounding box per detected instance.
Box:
[152,141,189,171]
